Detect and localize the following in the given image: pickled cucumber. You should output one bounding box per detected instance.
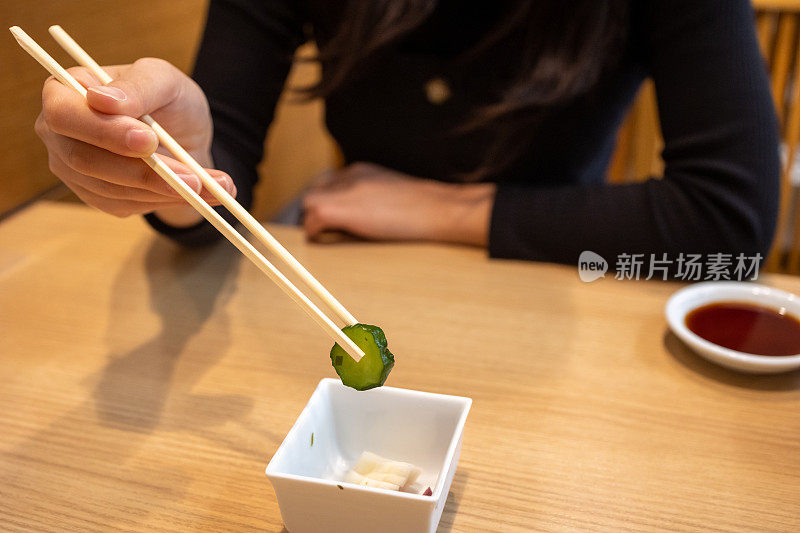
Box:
[330,324,394,391]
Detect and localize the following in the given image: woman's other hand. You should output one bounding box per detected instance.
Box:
[303,162,495,246]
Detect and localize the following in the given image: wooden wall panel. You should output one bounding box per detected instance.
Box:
[254,45,338,220]
[754,0,800,9]
[606,81,664,184]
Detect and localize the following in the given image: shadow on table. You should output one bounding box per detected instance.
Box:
[92,236,245,433]
[663,330,800,391]
[2,236,256,529]
[437,469,469,533]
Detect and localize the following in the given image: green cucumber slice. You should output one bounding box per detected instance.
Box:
[330,324,394,391]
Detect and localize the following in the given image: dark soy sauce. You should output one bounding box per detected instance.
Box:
[686,301,800,356]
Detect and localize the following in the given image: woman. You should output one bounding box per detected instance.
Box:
[35,0,779,265]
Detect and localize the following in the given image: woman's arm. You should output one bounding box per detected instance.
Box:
[145,0,306,245]
[489,0,780,264]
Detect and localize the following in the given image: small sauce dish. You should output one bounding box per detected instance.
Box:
[666,281,800,373]
[266,379,471,532]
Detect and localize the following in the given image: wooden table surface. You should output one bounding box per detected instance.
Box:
[1,202,799,532]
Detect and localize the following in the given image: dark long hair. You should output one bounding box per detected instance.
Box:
[305,0,630,179]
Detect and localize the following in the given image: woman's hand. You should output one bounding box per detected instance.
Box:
[303,162,495,246]
[35,58,235,224]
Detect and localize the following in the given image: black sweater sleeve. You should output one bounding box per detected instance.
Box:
[145,0,305,245]
[488,0,780,264]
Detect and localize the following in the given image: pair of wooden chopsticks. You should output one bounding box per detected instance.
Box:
[10,25,365,362]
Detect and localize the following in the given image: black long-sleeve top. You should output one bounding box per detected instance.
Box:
[148,0,780,265]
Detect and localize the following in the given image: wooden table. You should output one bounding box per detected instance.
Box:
[1,202,798,532]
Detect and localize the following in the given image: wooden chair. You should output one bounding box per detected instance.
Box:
[608,0,800,273]
[758,3,800,272]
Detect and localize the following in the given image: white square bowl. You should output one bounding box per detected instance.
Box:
[266,378,472,533]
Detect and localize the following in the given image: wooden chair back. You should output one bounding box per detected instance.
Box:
[757,5,800,271]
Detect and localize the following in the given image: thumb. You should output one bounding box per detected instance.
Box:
[85,58,182,118]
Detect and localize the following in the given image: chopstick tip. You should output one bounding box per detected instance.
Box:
[9,26,27,45]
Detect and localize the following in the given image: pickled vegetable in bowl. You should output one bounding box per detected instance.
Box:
[343,451,432,495]
[330,323,394,390]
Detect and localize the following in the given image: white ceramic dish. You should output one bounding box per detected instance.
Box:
[665,281,800,373]
[266,378,472,533]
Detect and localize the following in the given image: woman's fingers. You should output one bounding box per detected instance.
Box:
[65,178,189,218]
[303,189,351,239]
[44,138,237,217]
[41,128,194,194]
[40,124,236,196]
[50,152,228,217]
[42,70,158,158]
[52,154,191,218]
[48,154,185,203]
[303,168,362,238]
[42,61,192,158]
[85,58,186,119]
[303,207,335,239]
[148,153,237,201]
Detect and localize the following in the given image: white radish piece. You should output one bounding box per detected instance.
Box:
[344,451,423,492]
